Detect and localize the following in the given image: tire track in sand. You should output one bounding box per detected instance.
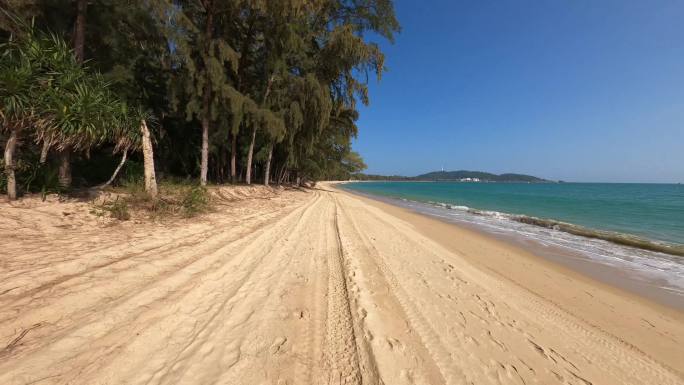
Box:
[332,192,463,384]
[0,196,310,366]
[332,189,683,385]
[320,197,362,385]
[0,192,319,384]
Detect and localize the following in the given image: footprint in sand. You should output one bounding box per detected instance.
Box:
[270,337,287,354]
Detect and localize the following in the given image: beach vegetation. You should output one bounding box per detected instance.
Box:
[100,196,132,221]
[0,15,157,200]
[1,0,398,201]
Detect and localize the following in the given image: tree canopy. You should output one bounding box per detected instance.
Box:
[0,0,399,199]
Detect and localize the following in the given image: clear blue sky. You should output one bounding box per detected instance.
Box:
[353,0,684,183]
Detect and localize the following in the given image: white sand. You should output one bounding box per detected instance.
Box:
[0,183,682,384]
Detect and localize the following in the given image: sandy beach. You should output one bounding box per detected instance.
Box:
[1,183,682,385]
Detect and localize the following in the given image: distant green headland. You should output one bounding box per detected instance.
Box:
[352,170,548,183]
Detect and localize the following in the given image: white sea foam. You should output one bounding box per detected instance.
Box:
[391,197,684,295]
[449,205,469,211]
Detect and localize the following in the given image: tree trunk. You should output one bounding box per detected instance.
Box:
[199,0,214,186]
[245,126,256,184]
[56,0,87,192]
[73,0,87,63]
[263,144,273,186]
[245,75,274,185]
[200,115,209,186]
[4,129,18,200]
[40,140,50,164]
[230,132,237,184]
[97,146,128,189]
[276,164,286,186]
[140,119,158,197]
[58,147,72,189]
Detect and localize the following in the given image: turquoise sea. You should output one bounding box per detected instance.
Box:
[342,181,684,303]
[343,182,683,245]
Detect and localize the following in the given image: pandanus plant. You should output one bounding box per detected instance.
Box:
[96,105,158,198]
[1,25,157,200]
[0,26,58,200]
[40,74,158,196]
[42,64,158,196]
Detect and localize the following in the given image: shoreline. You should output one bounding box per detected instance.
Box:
[338,182,684,311]
[327,184,684,380]
[342,181,683,255]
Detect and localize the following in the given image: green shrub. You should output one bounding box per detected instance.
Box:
[181,185,210,217]
[101,197,131,220]
[1,155,62,197]
[91,180,211,221]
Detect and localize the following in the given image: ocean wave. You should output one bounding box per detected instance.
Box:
[509,215,684,257]
[341,187,684,297]
[422,199,684,257]
[342,187,684,258]
[425,201,469,211]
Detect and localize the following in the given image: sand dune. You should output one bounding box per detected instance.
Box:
[0,184,682,384]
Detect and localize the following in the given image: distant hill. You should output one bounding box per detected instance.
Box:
[352,170,548,182]
[416,170,547,182]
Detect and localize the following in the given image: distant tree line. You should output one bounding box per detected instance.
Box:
[350,173,413,181]
[0,0,399,200]
[351,170,548,182]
